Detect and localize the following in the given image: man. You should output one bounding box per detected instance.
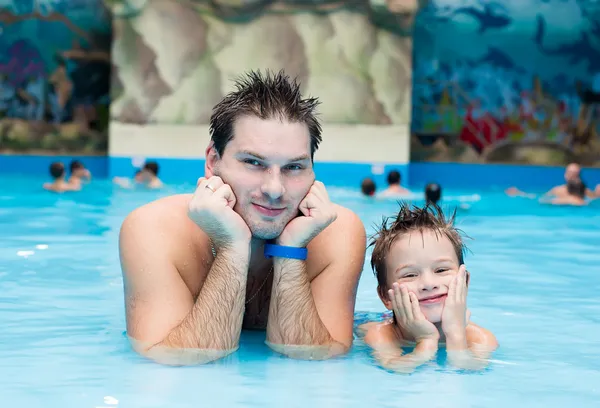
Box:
[379,170,411,197]
[119,70,367,365]
[505,163,596,199]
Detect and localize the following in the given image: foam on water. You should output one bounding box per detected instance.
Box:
[1,177,599,407]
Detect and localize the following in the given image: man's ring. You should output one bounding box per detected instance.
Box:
[205,184,215,193]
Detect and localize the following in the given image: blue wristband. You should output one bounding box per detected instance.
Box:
[264,244,308,260]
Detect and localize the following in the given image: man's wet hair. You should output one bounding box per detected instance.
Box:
[142,161,159,176]
[49,162,65,179]
[567,179,586,199]
[361,178,376,196]
[369,203,467,292]
[387,170,401,185]
[209,69,322,160]
[69,160,85,172]
[425,183,442,204]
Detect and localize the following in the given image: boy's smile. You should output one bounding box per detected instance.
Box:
[382,230,460,323]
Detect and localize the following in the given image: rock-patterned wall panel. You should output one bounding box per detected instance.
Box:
[108,0,425,126]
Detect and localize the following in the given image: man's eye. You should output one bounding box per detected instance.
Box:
[285,164,303,171]
[244,159,262,166]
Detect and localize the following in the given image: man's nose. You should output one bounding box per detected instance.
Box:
[261,168,285,200]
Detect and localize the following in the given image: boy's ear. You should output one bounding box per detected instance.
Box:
[377,285,393,311]
[466,269,470,287]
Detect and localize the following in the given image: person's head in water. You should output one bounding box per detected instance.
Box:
[133,169,144,183]
[361,178,376,197]
[370,203,468,324]
[143,161,159,177]
[204,69,322,240]
[564,163,582,183]
[69,160,89,178]
[387,170,401,186]
[49,162,65,180]
[567,179,586,199]
[425,183,442,205]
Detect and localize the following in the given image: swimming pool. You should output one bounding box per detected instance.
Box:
[2,176,599,407]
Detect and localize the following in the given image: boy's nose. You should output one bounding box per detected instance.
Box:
[419,271,439,291]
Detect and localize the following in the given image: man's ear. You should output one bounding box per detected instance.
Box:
[205,141,219,178]
[377,285,393,311]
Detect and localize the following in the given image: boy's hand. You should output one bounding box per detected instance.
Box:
[441,265,469,340]
[390,283,439,343]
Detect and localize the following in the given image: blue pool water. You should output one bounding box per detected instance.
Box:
[2,176,600,407]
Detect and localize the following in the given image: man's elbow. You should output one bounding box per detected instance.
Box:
[265,339,350,361]
[128,335,236,366]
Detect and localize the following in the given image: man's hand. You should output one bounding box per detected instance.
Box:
[390,283,440,344]
[188,176,251,252]
[277,181,337,247]
[441,265,469,345]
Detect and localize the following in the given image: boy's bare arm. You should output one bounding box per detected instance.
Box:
[365,324,438,374]
[446,323,498,370]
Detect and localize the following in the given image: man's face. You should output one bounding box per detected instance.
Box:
[206,115,315,240]
[564,164,581,182]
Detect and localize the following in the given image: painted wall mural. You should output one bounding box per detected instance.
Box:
[0,0,112,154]
[107,0,425,126]
[410,0,600,166]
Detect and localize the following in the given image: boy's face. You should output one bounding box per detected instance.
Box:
[381,229,461,323]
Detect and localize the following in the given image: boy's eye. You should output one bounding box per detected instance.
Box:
[402,273,418,278]
[435,268,449,274]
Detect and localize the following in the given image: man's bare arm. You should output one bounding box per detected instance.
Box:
[266,258,345,359]
[120,207,250,365]
[266,208,366,359]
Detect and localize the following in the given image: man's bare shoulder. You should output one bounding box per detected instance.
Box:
[119,194,211,292]
[119,193,204,258]
[306,204,366,269]
[122,194,193,229]
[328,204,365,238]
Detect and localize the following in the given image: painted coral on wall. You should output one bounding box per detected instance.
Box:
[410,0,600,166]
[0,0,112,154]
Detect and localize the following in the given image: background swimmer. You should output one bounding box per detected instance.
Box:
[68,160,92,189]
[360,204,498,373]
[379,170,411,197]
[361,178,377,197]
[43,162,79,193]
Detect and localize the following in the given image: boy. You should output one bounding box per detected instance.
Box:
[360,203,498,373]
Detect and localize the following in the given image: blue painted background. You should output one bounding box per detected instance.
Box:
[411,0,600,162]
